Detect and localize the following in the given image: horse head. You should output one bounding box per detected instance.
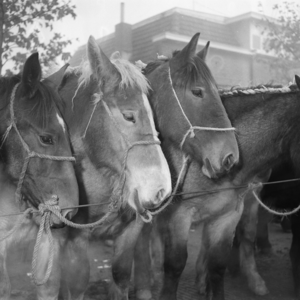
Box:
[57,36,171,215]
[144,33,239,179]
[0,53,79,227]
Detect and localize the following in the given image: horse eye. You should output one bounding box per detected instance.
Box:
[192,88,203,98]
[122,112,136,123]
[39,135,54,145]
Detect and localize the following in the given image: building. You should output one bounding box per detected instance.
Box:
[70,6,299,87]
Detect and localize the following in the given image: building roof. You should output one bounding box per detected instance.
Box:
[69,7,269,66]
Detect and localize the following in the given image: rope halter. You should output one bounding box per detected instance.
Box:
[3,83,76,204]
[167,68,236,150]
[73,87,160,212]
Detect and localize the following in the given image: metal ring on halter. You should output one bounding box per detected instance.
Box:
[167,68,236,150]
[5,83,76,203]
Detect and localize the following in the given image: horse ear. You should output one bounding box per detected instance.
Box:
[197,41,210,61]
[87,35,118,82]
[46,64,69,88]
[295,75,300,89]
[171,32,200,70]
[21,52,42,95]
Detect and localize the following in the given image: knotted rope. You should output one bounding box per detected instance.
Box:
[167,68,236,149]
[31,197,58,285]
[219,84,295,98]
[1,177,300,285]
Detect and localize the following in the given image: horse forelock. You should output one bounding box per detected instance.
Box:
[143,60,166,76]
[174,55,217,90]
[143,54,216,91]
[112,58,149,94]
[72,57,149,95]
[0,76,60,129]
[219,83,300,98]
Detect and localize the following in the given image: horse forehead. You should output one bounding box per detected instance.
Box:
[123,86,143,98]
[115,88,144,107]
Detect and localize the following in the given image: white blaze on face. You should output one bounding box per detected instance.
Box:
[142,93,158,139]
[138,93,172,199]
[56,113,66,133]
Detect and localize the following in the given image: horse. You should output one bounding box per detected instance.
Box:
[130,33,242,300]
[133,77,300,300]
[192,78,300,300]
[54,32,239,300]
[45,36,172,300]
[0,53,79,299]
[229,159,300,298]
[143,32,239,178]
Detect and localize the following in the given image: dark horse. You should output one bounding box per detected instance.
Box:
[144,33,239,178]
[228,157,300,297]
[132,33,241,300]
[0,53,79,299]
[134,77,300,300]
[53,33,239,300]
[193,78,300,300]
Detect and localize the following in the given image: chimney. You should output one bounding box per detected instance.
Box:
[115,2,132,59]
[120,2,125,23]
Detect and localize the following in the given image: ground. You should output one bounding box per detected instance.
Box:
[8,222,294,300]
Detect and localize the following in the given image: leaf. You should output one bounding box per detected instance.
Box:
[0,0,77,74]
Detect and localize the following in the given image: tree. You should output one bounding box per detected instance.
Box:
[261,1,300,82]
[264,1,300,61]
[0,0,76,75]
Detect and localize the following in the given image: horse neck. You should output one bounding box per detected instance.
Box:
[224,92,300,181]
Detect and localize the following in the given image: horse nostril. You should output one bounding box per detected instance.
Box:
[222,153,235,171]
[203,157,216,178]
[155,189,165,203]
[62,209,75,221]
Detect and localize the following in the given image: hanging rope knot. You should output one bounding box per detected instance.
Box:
[28,151,36,158]
[38,195,60,216]
[108,198,120,211]
[189,128,195,138]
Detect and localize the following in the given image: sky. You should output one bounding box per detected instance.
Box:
[53,0,287,56]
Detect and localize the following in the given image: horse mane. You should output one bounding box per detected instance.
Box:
[0,75,60,128]
[66,54,150,95]
[143,50,217,89]
[219,83,300,98]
